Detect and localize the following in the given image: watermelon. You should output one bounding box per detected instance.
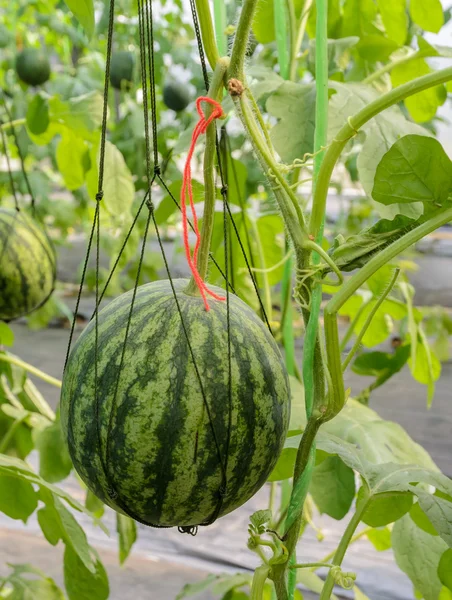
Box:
[15,48,51,86]
[109,51,134,90]
[0,208,56,321]
[61,279,290,528]
[163,81,191,112]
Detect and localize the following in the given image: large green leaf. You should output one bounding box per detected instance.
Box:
[252,0,275,43]
[0,322,14,347]
[34,420,73,483]
[438,549,452,591]
[55,129,87,191]
[310,453,355,520]
[116,514,137,565]
[266,83,316,163]
[340,0,378,37]
[392,58,446,123]
[366,527,392,551]
[373,135,452,208]
[376,0,408,45]
[356,35,399,62]
[410,0,444,33]
[63,0,95,39]
[0,475,38,522]
[358,486,413,527]
[49,92,104,136]
[2,564,65,600]
[64,545,109,600]
[393,514,447,600]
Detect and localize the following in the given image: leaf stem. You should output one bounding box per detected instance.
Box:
[362,49,424,85]
[274,0,289,79]
[194,0,220,71]
[0,118,26,132]
[0,354,62,388]
[319,492,370,600]
[291,562,334,570]
[314,527,374,566]
[289,0,314,81]
[341,268,400,371]
[310,66,452,239]
[213,0,227,56]
[229,0,260,79]
[339,299,371,352]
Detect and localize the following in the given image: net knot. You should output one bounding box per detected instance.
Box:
[178,526,198,536]
[95,191,104,202]
[145,197,154,212]
[220,185,228,197]
[181,96,226,312]
[153,164,161,176]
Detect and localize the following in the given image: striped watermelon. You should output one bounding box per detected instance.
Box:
[0,208,56,321]
[61,279,290,528]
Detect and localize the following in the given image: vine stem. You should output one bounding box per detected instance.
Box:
[185,58,229,294]
[309,66,452,239]
[0,118,26,132]
[194,0,220,70]
[362,49,428,85]
[290,562,334,570]
[319,490,370,600]
[289,0,314,81]
[229,0,260,79]
[314,527,374,566]
[213,0,227,56]
[0,354,62,388]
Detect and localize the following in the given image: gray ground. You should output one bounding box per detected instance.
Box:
[1,229,452,600]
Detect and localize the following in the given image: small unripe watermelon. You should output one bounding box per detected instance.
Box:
[163,81,191,112]
[61,279,290,528]
[0,208,56,321]
[0,25,11,49]
[109,51,134,90]
[16,48,51,86]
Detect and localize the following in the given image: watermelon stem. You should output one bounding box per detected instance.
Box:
[0,352,62,389]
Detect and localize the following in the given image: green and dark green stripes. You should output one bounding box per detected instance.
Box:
[61,279,290,528]
[0,208,56,321]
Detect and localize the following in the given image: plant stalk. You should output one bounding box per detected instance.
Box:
[229,0,260,79]
[319,491,370,600]
[213,0,227,56]
[194,0,220,71]
[289,0,314,81]
[0,354,62,388]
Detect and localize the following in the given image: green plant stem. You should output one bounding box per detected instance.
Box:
[194,0,220,71]
[247,85,275,157]
[362,50,425,85]
[236,94,306,247]
[251,565,270,600]
[289,0,314,81]
[250,218,273,321]
[0,118,26,132]
[291,562,334,570]
[274,0,289,79]
[319,492,370,600]
[0,354,62,388]
[229,0,260,79]
[315,527,374,566]
[185,59,229,295]
[341,268,400,371]
[0,414,28,454]
[281,250,296,377]
[310,66,452,239]
[339,299,371,352]
[213,0,227,56]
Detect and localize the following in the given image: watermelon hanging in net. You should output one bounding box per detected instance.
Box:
[61,279,290,528]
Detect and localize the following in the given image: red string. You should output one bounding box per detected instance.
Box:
[181,96,226,311]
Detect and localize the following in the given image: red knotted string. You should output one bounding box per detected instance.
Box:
[181,96,226,311]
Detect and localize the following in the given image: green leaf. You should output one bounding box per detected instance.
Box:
[250,509,272,530]
[34,420,73,483]
[356,35,399,61]
[247,66,284,100]
[408,328,441,406]
[85,489,104,518]
[438,549,452,591]
[266,83,316,163]
[366,527,392,551]
[175,575,220,600]
[0,475,38,522]
[353,586,372,600]
[63,0,95,39]
[440,588,452,600]
[393,514,447,600]
[414,489,452,547]
[0,322,14,347]
[64,545,109,600]
[352,346,411,383]
[392,58,446,123]
[376,0,408,44]
[340,0,378,37]
[52,496,97,573]
[373,135,452,207]
[56,130,87,191]
[296,571,338,599]
[359,486,413,527]
[116,514,137,565]
[38,505,62,546]
[4,564,65,600]
[26,95,49,136]
[410,501,439,537]
[310,453,355,520]
[410,0,444,33]
[87,141,135,215]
